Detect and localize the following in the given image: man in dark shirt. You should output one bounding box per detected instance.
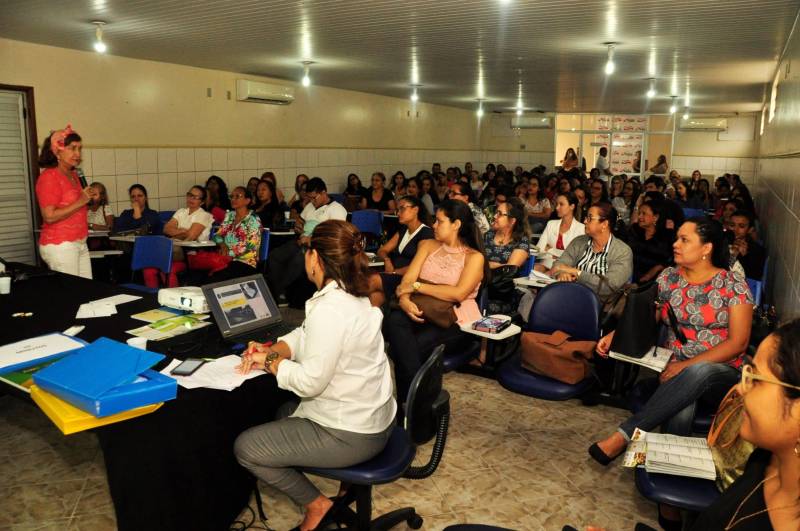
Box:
[728,210,767,280]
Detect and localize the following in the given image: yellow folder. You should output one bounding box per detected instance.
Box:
[30,385,163,435]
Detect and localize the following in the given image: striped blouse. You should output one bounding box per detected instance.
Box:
[576,235,613,277]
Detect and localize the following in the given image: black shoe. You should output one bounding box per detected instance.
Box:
[588,442,618,466]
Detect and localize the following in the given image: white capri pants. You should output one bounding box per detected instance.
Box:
[39,239,92,279]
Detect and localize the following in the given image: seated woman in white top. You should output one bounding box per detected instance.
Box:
[536,191,585,272]
[148,185,214,288]
[234,220,395,531]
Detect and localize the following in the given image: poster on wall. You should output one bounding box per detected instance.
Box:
[596,115,612,131]
[611,133,643,174]
[613,115,648,132]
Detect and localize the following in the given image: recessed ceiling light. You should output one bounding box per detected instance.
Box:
[301,61,314,87]
[92,21,107,53]
[604,43,616,76]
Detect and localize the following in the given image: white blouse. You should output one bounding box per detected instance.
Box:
[539,217,586,251]
[276,281,397,434]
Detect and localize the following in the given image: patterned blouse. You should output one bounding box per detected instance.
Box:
[213,210,262,267]
[657,267,753,368]
[484,230,530,265]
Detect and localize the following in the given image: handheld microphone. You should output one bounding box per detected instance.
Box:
[76,167,88,188]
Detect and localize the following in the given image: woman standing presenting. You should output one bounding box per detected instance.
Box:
[35,125,99,278]
[235,220,395,531]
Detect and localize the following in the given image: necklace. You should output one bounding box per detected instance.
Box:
[724,473,799,530]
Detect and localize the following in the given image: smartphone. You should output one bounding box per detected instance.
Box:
[170,358,206,376]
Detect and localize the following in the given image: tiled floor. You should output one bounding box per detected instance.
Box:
[0,310,662,530]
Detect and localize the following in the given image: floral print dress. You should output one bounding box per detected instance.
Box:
[656,267,753,368]
[213,210,262,267]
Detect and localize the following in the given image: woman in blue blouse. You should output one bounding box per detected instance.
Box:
[114,184,161,234]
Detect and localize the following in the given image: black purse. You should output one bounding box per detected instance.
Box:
[488,265,518,301]
[608,281,659,358]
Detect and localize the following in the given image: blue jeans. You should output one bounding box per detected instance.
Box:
[619,362,740,440]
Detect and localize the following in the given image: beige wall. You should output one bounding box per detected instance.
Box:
[0,37,483,150]
[756,26,800,320]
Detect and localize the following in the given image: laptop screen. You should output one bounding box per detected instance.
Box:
[202,274,282,338]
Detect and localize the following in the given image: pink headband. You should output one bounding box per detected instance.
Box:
[50,124,76,155]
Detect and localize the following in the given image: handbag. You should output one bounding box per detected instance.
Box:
[707,387,755,491]
[520,330,597,384]
[487,264,518,301]
[409,279,458,328]
[608,281,659,358]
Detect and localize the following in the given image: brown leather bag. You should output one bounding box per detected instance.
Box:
[410,293,457,328]
[520,330,597,384]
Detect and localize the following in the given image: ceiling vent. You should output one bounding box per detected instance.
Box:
[511,116,552,129]
[236,80,295,105]
[679,116,728,132]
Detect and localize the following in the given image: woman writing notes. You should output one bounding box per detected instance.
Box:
[35,125,99,278]
[235,220,395,531]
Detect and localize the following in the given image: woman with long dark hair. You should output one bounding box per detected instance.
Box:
[385,199,485,400]
[204,175,231,223]
[253,179,285,230]
[115,184,161,234]
[235,220,395,531]
[35,125,99,278]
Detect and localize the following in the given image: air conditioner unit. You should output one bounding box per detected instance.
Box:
[236,80,295,105]
[511,116,552,129]
[679,117,728,132]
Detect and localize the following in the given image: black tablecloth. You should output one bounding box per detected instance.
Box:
[0,269,293,531]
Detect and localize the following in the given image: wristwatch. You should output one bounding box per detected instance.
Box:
[412,281,422,292]
[263,351,280,374]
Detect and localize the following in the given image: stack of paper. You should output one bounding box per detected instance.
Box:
[622,428,716,480]
[76,294,141,319]
[160,355,264,391]
[0,333,86,374]
[529,270,556,284]
[126,315,210,341]
[610,346,673,372]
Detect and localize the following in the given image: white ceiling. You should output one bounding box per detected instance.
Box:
[2,0,798,113]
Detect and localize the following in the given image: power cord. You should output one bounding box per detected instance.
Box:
[229,504,274,531]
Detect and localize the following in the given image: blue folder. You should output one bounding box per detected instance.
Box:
[33,337,177,417]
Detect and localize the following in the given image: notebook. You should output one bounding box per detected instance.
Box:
[202,274,295,346]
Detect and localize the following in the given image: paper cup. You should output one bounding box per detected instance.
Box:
[127,337,148,350]
[0,276,10,295]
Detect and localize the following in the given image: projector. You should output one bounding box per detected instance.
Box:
[157,287,209,313]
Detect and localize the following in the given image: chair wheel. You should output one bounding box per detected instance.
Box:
[407,514,423,529]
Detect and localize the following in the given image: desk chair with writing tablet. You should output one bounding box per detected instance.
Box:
[265,345,450,530]
[120,235,173,294]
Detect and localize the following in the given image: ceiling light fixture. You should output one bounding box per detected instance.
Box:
[669,96,678,114]
[92,21,107,53]
[301,61,313,87]
[410,86,419,103]
[604,43,616,76]
[476,100,484,118]
[682,108,690,120]
[684,82,691,107]
[646,79,656,99]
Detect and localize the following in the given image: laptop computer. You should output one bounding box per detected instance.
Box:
[201,274,296,348]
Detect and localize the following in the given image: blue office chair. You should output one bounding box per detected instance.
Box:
[296,345,450,530]
[635,467,719,513]
[157,210,175,225]
[497,282,600,400]
[120,235,173,293]
[746,277,762,307]
[516,254,535,278]
[258,229,271,273]
[682,208,706,219]
[351,210,384,251]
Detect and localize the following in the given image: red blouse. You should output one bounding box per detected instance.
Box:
[35,167,88,245]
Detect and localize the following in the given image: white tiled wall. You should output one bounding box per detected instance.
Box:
[670,156,757,185]
[754,157,800,320]
[78,147,554,214]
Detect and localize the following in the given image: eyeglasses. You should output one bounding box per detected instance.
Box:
[740,363,800,394]
[495,211,510,218]
[397,204,415,212]
[186,193,203,200]
[229,193,246,199]
[584,215,606,223]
